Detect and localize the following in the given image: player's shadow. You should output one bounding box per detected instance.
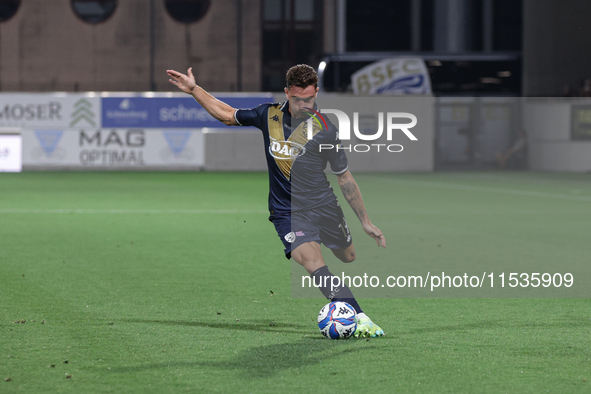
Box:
[113,339,377,378]
[122,318,311,335]
[208,340,375,378]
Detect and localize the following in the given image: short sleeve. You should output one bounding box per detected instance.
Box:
[235,104,268,130]
[329,149,348,175]
[324,124,348,175]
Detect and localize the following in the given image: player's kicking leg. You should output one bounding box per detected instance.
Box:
[330,245,385,338]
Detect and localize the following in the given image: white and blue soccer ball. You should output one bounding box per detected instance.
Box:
[317,301,357,339]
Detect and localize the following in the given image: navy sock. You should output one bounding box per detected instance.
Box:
[311,265,363,314]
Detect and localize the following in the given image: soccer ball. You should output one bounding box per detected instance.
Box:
[317,301,357,339]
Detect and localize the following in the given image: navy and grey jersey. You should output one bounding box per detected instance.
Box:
[235,101,348,215]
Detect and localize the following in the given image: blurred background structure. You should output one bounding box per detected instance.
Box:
[0,0,590,95]
[0,0,590,172]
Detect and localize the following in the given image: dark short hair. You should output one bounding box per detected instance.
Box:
[286,64,318,89]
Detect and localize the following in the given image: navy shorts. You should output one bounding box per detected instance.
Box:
[270,201,353,259]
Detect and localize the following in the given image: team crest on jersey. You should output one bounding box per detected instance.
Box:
[269,140,306,160]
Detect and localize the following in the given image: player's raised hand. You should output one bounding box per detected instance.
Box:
[362,222,386,248]
[167,67,197,94]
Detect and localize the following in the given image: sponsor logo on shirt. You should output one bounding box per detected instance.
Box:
[269,140,306,160]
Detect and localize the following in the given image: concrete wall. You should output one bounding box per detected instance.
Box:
[0,0,261,92]
[523,0,591,96]
[203,129,267,171]
[524,99,591,172]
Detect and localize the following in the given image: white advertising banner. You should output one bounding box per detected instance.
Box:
[351,57,432,95]
[0,133,22,172]
[22,129,204,169]
[0,94,100,129]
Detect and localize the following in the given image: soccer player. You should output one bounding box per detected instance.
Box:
[167,64,386,337]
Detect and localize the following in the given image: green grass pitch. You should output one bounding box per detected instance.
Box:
[1,171,590,393]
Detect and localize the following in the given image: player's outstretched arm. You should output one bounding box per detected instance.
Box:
[166,67,238,126]
[336,170,386,248]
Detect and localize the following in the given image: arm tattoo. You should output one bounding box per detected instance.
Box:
[340,178,368,223]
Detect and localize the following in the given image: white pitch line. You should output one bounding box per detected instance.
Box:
[369,177,591,202]
[0,209,267,214]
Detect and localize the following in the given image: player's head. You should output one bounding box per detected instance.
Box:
[285,64,319,119]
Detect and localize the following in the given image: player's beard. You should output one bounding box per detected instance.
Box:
[292,106,311,119]
[292,110,305,119]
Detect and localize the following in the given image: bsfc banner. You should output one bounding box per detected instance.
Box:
[351,57,432,95]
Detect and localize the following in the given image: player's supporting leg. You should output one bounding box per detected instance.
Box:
[330,244,385,338]
[291,242,363,313]
[291,242,384,338]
